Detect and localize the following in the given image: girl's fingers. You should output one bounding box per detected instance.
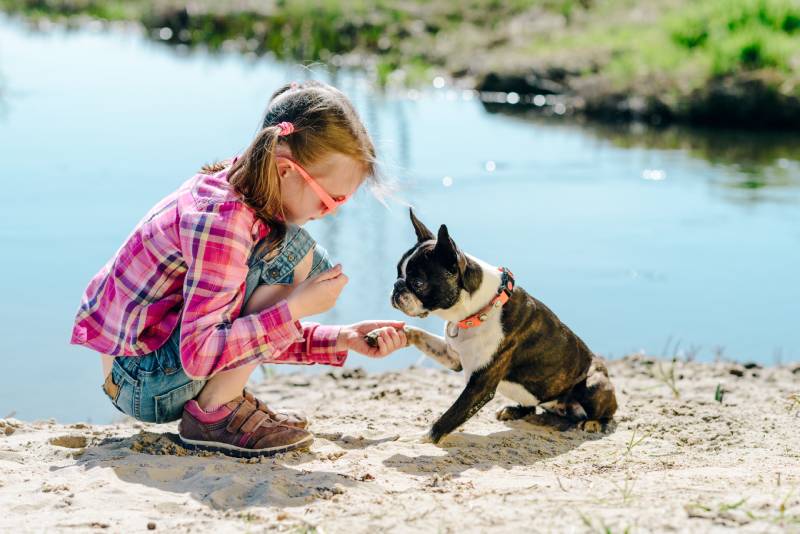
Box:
[377,335,388,356]
[385,327,402,350]
[311,264,343,282]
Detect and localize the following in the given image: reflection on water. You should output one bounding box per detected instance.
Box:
[483,106,800,202]
[0,16,798,423]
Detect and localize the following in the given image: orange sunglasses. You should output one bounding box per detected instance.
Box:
[276,156,351,215]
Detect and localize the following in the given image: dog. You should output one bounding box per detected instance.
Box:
[390,209,617,444]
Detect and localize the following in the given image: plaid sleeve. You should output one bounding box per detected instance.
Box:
[269,323,348,366]
[263,243,347,366]
[177,201,303,379]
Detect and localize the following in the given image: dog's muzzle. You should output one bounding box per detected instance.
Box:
[391,279,429,317]
[391,279,406,310]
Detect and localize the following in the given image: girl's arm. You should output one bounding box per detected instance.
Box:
[177,201,304,380]
[242,250,348,366]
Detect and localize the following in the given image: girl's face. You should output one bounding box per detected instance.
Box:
[278,151,364,226]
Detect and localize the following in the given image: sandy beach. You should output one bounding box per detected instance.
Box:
[1,355,798,533]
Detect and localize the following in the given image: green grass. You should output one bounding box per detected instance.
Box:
[525,0,800,94]
[669,0,800,76]
[2,0,799,125]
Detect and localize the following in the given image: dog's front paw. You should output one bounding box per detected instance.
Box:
[418,431,434,444]
[363,330,381,348]
[426,427,446,445]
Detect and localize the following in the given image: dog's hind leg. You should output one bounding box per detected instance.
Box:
[537,395,589,430]
[572,356,618,431]
[404,326,462,371]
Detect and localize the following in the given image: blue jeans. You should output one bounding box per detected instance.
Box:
[101,224,332,423]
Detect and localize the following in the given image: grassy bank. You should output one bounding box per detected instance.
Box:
[2,0,799,128]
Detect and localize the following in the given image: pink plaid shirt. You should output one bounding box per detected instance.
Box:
[71,167,347,379]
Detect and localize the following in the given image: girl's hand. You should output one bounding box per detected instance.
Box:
[336,320,407,357]
[286,264,348,319]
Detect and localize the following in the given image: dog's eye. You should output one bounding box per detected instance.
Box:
[410,278,426,290]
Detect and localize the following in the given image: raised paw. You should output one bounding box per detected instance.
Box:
[580,420,602,433]
[363,330,380,348]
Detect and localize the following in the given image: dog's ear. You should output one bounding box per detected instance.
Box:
[434,224,462,272]
[410,208,434,243]
[435,224,474,290]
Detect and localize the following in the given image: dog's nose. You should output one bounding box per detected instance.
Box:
[393,279,407,293]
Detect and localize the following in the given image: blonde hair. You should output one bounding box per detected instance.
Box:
[202,80,380,249]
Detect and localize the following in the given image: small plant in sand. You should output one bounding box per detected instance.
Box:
[611,476,637,506]
[714,383,725,403]
[578,512,632,534]
[685,497,747,519]
[777,487,798,524]
[624,425,649,457]
[652,359,680,399]
[787,393,800,416]
[687,489,800,526]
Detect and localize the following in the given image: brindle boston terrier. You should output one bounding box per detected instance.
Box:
[385,209,617,444]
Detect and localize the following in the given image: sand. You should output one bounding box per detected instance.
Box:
[1,356,799,533]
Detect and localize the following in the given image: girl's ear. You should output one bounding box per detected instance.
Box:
[275,158,293,179]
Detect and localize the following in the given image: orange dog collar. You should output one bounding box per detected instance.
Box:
[456,267,515,329]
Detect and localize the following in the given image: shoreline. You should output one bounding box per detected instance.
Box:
[2,356,798,532]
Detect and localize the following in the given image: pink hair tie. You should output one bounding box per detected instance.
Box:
[277,121,295,136]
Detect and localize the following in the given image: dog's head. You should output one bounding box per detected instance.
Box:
[391,209,480,318]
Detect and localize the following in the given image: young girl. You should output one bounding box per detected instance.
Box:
[71,80,408,457]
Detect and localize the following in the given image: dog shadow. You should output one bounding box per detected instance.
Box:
[383,416,617,477]
[50,430,356,511]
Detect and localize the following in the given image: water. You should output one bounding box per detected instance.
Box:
[1,16,798,423]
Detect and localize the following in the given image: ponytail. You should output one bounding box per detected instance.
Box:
[228,124,286,251]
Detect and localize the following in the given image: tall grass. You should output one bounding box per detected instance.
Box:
[669,0,800,76]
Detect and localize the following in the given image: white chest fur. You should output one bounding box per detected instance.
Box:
[445,314,503,378]
[436,256,507,380]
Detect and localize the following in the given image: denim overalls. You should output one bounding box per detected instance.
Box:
[102,224,332,423]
